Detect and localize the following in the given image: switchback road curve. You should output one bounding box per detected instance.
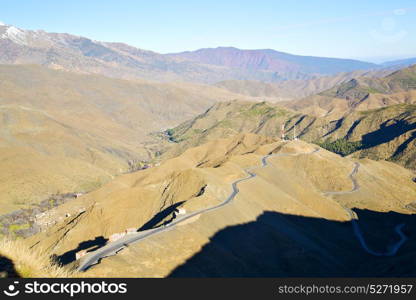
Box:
[324,162,408,256]
[78,148,319,271]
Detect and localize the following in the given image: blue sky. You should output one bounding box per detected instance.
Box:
[1,0,415,62]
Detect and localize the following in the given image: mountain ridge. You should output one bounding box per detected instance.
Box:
[214,68,396,100]
[0,23,402,84]
[167,46,378,80]
[162,97,416,171]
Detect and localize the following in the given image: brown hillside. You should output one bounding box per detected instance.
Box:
[22,134,413,277]
[0,65,251,213]
[163,101,416,170]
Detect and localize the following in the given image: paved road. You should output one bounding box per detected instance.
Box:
[78,148,319,272]
[324,162,408,256]
[324,162,360,197]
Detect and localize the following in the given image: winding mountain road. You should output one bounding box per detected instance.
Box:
[324,162,408,256]
[78,147,408,272]
[78,148,319,271]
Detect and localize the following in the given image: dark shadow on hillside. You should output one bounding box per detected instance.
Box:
[392,131,416,157]
[168,209,416,277]
[361,120,416,150]
[0,256,20,278]
[323,118,344,137]
[138,201,185,231]
[346,119,362,139]
[54,236,108,266]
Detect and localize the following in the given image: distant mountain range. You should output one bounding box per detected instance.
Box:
[167,47,378,79]
[0,23,230,83]
[214,68,395,100]
[381,57,416,68]
[1,23,414,83]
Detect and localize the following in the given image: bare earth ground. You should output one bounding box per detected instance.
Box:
[22,135,415,277]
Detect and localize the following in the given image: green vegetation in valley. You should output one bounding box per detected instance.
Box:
[316,138,362,156]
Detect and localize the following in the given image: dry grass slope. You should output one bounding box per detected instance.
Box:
[0,238,72,278]
[16,134,414,277]
[0,65,256,214]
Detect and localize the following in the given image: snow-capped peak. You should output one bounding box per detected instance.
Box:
[0,25,30,45]
[0,21,6,26]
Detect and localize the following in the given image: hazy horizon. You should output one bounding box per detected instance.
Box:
[2,0,415,62]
